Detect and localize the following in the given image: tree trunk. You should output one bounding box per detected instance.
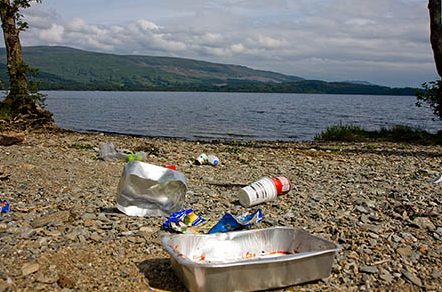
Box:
[429,0,442,78]
[0,0,29,104]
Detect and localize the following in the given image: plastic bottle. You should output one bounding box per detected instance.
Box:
[207,155,220,166]
[195,153,208,165]
[238,176,291,207]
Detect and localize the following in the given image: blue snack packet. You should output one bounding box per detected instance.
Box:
[163,209,206,233]
[208,209,263,234]
[0,199,10,214]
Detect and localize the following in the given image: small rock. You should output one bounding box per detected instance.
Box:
[57,274,75,289]
[380,271,394,283]
[139,226,156,233]
[431,270,441,279]
[436,227,442,235]
[356,206,369,214]
[31,211,71,228]
[83,219,95,227]
[37,273,58,284]
[0,279,11,291]
[397,246,413,257]
[392,235,402,243]
[402,270,422,287]
[359,265,378,274]
[127,236,145,244]
[0,132,25,146]
[22,263,40,276]
[412,217,436,231]
[418,244,429,255]
[90,233,102,242]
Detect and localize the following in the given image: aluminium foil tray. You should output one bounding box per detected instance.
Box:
[161,227,341,292]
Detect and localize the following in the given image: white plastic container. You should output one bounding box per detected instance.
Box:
[238,176,291,207]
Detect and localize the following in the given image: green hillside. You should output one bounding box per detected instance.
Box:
[0,46,417,95]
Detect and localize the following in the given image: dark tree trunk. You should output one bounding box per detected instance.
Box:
[0,0,29,103]
[429,0,442,78]
[0,0,53,126]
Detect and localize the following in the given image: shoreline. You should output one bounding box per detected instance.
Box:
[0,127,441,290]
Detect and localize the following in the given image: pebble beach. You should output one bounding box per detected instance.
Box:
[0,127,441,291]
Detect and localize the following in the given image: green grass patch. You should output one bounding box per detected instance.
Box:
[315,124,442,144]
[70,142,95,150]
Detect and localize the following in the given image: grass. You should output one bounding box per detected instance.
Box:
[314,124,442,145]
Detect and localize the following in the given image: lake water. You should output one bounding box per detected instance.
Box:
[43,91,442,141]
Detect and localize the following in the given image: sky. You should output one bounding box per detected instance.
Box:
[13,0,439,87]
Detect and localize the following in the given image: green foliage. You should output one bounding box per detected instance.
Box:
[69,142,94,150]
[315,124,442,144]
[0,103,12,120]
[0,46,417,95]
[314,124,367,142]
[416,79,442,120]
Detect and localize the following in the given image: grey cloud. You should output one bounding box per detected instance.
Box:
[17,0,440,87]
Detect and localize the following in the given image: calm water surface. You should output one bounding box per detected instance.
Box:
[43,91,442,141]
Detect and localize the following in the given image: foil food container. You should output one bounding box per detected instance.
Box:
[161,227,341,292]
[116,161,187,217]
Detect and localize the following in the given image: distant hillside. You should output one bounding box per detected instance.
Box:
[0,46,417,95]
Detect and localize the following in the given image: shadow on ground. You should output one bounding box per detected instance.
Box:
[138,258,186,291]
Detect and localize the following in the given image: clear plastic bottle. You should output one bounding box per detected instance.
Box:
[207,155,220,166]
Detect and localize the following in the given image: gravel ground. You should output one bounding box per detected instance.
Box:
[0,127,441,291]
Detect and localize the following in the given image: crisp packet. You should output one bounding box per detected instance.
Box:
[208,209,263,234]
[0,199,10,214]
[163,209,206,233]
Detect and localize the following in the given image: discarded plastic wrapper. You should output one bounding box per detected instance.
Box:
[163,209,207,233]
[161,227,341,292]
[432,173,442,184]
[208,209,263,234]
[116,161,188,217]
[0,199,10,214]
[99,142,146,162]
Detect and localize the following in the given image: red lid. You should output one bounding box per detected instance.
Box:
[164,165,177,171]
[272,176,291,195]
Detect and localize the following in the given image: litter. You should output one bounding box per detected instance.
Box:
[98,142,146,162]
[208,209,263,234]
[431,173,442,184]
[195,153,220,166]
[161,227,341,292]
[116,161,188,217]
[1,199,10,214]
[163,209,207,233]
[238,176,291,207]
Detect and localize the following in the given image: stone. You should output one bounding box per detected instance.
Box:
[57,275,75,289]
[396,246,413,257]
[402,270,422,287]
[139,226,157,233]
[356,206,369,214]
[380,271,394,283]
[0,132,25,146]
[21,263,40,276]
[31,211,71,228]
[412,217,436,231]
[359,266,378,274]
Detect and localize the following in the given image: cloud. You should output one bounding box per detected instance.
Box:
[14,0,440,87]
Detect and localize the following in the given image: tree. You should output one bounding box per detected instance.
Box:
[0,0,53,126]
[429,0,442,77]
[417,0,442,120]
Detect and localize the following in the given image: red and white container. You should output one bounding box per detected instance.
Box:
[238,176,291,207]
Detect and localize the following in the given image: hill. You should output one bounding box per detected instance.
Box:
[0,46,416,95]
